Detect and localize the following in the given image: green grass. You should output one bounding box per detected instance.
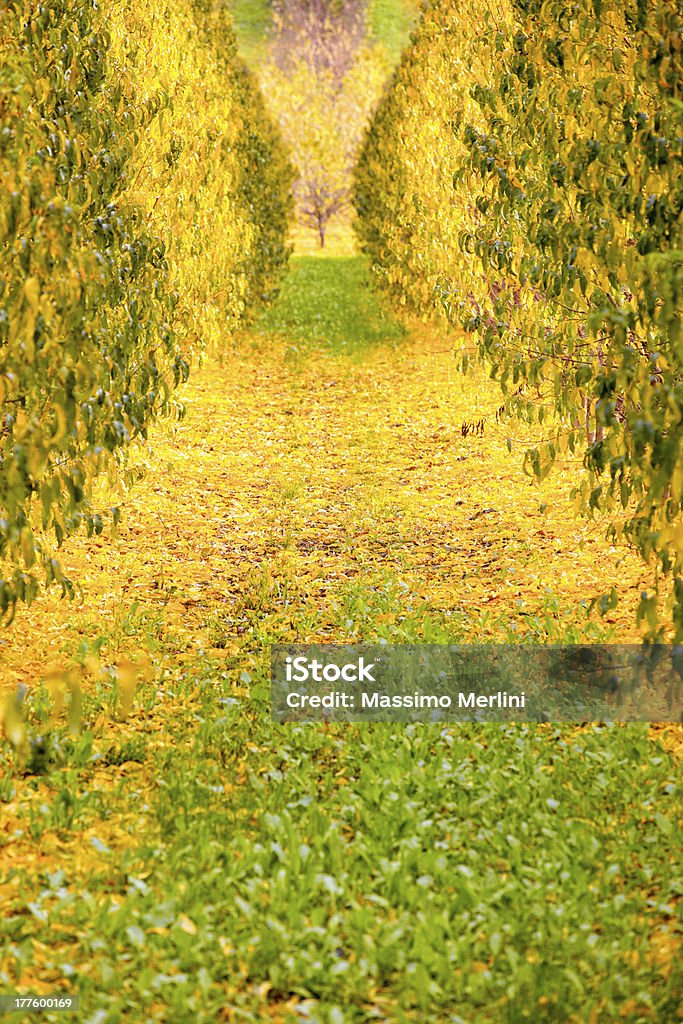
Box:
[255,255,407,354]
[1,527,680,1021]
[368,0,419,63]
[228,0,272,68]
[2,663,681,1023]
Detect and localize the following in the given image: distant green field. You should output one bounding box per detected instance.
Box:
[368,0,418,62]
[229,0,272,67]
[228,0,418,69]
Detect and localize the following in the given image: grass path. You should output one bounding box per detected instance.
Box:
[0,248,681,1023]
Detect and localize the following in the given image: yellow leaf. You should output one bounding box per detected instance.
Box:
[24,277,41,314]
[175,914,197,936]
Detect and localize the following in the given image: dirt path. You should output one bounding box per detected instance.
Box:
[1,263,649,692]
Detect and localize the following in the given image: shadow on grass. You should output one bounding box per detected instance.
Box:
[255,254,407,355]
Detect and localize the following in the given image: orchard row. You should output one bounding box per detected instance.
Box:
[0,0,294,616]
[354,0,682,637]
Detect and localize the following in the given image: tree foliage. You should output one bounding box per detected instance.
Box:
[354,0,683,637]
[0,0,294,620]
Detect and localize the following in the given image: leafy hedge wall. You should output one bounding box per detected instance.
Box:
[354,0,682,637]
[0,0,294,618]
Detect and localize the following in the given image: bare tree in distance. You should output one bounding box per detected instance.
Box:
[271,0,367,80]
[260,0,388,247]
[299,176,349,248]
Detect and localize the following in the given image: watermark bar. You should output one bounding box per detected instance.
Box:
[0,995,79,1013]
[271,644,683,723]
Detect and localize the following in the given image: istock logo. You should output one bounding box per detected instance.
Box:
[285,656,376,683]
